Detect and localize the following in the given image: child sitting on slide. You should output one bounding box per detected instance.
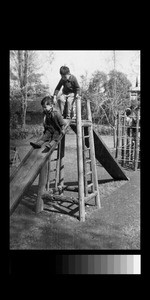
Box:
[30,96,66,149]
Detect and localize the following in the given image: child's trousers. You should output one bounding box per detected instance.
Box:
[57,93,76,118]
[41,130,60,142]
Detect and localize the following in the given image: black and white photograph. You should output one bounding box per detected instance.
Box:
[9,50,140,251]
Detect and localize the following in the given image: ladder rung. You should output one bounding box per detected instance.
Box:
[87,171,92,175]
[86,159,91,163]
[83,148,90,151]
[87,183,93,188]
[49,179,56,182]
[84,135,90,138]
[84,191,98,203]
[51,158,58,162]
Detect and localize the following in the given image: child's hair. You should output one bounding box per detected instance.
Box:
[60,66,70,75]
[41,96,53,106]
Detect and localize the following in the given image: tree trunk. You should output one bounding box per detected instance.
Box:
[18,50,28,129]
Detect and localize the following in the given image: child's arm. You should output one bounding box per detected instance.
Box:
[53,79,63,97]
[54,111,67,133]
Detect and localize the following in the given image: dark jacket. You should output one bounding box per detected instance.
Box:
[43,108,66,134]
[54,74,80,96]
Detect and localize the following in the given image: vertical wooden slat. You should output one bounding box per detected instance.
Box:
[36,161,48,213]
[134,109,140,170]
[46,158,51,191]
[55,144,61,188]
[59,135,66,193]
[128,127,132,165]
[115,111,120,159]
[76,97,85,221]
[82,126,88,196]
[86,99,101,208]
[121,114,125,167]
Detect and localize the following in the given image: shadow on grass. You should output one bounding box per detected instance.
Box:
[20,184,80,220]
[20,178,116,221]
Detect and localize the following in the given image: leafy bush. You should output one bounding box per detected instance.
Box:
[94,124,114,135]
[10,113,18,129]
[10,127,29,140]
[29,125,43,137]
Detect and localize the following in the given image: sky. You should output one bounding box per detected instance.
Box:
[36,50,140,94]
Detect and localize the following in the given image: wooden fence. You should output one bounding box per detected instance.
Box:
[115,109,140,170]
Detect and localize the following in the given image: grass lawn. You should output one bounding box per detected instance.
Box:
[9,130,140,250]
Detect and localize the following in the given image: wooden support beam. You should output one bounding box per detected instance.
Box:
[115,112,120,159]
[82,126,88,197]
[121,114,125,167]
[55,143,61,188]
[76,97,85,221]
[86,99,101,208]
[134,109,140,171]
[42,192,79,205]
[59,135,65,192]
[46,158,51,191]
[36,161,48,213]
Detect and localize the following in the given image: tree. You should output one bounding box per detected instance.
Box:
[10,50,54,128]
[87,70,108,124]
[17,50,28,128]
[106,70,132,117]
[80,71,90,118]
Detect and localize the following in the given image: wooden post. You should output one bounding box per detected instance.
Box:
[134,109,140,170]
[55,144,61,189]
[59,135,66,193]
[128,127,132,166]
[121,114,126,167]
[113,116,117,148]
[115,111,120,159]
[86,99,101,208]
[138,115,140,169]
[36,161,48,213]
[82,126,88,197]
[76,96,85,221]
[46,158,51,191]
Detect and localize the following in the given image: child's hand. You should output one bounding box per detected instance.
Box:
[53,95,57,104]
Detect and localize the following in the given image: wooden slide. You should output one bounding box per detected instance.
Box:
[70,123,128,181]
[10,120,71,215]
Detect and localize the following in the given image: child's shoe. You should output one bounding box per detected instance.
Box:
[45,142,51,149]
[30,141,43,148]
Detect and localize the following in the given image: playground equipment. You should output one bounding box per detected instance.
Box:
[115,109,140,170]
[10,98,128,221]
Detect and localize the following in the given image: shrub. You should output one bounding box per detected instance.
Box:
[29,125,43,137]
[10,127,29,140]
[95,124,114,135]
[10,113,18,129]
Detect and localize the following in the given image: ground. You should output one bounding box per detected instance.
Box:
[9,131,140,249]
